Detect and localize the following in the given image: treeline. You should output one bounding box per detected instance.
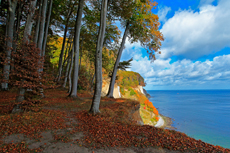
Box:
[0,0,163,114]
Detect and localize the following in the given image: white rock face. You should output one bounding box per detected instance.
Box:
[117,86,121,98]
[101,82,121,98]
[139,85,144,94]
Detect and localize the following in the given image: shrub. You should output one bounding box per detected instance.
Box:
[120,87,125,95]
[130,89,136,96]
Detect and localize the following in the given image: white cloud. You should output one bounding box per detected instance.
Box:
[130,54,230,89]
[159,0,230,59]
[157,6,172,23]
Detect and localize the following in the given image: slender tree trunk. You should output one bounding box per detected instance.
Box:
[15,0,37,103]
[57,11,71,82]
[34,0,43,44]
[63,49,71,88]
[61,41,70,70]
[1,0,18,90]
[89,0,108,114]
[68,45,74,93]
[106,21,130,98]
[69,0,84,98]
[37,0,48,97]
[42,0,53,57]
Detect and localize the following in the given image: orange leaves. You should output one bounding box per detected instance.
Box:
[0,141,42,153]
[0,109,69,139]
[143,99,159,115]
[73,110,230,152]
[155,116,159,121]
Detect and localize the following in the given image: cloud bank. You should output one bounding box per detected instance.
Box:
[130,54,230,89]
[160,0,230,59]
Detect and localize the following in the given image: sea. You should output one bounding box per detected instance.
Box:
[147,90,230,149]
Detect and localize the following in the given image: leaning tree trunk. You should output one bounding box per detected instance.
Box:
[89,0,108,115]
[56,11,71,82]
[37,0,48,97]
[69,0,84,98]
[34,0,43,44]
[106,21,130,98]
[1,0,18,90]
[15,0,37,103]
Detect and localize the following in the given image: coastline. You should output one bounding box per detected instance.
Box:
[159,114,175,130]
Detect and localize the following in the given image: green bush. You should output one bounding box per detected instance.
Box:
[120,87,125,95]
[130,89,136,96]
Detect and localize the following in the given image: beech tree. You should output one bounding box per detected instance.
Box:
[69,0,84,98]
[1,0,18,90]
[89,0,108,114]
[107,0,163,98]
[16,0,37,102]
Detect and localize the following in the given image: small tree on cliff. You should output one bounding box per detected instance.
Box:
[106,0,163,98]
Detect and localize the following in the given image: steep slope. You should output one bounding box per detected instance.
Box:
[102,70,162,127]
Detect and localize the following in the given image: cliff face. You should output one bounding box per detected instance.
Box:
[102,71,160,127]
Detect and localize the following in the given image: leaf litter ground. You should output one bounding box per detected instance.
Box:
[0,89,229,153]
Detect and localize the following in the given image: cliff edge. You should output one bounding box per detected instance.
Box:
[101,70,163,127]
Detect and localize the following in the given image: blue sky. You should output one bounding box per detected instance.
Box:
[119,0,230,90]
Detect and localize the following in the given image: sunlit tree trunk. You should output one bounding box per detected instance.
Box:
[69,0,84,98]
[106,21,130,98]
[1,0,18,90]
[89,0,108,114]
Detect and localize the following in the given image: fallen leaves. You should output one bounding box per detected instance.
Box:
[73,111,230,152]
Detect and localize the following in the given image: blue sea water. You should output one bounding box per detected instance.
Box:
[147,90,230,149]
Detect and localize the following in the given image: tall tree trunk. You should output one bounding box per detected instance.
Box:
[37,0,48,97]
[42,0,53,57]
[15,0,37,103]
[106,21,130,98]
[57,11,71,82]
[68,45,74,93]
[69,0,84,98]
[79,37,83,73]
[1,0,18,90]
[34,0,43,44]
[89,0,108,115]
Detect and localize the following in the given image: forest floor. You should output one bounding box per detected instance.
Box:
[0,88,229,153]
